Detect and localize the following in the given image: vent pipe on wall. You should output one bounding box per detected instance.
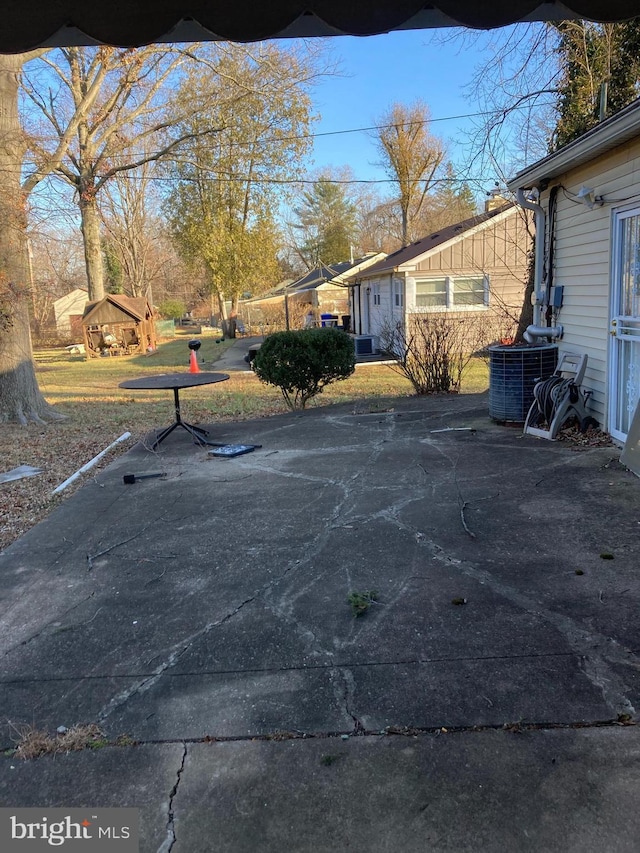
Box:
[523,324,563,344]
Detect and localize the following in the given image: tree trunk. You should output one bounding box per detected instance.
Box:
[215,287,227,320]
[79,186,105,301]
[401,205,409,247]
[515,247,535,343]
[0,54,61,424]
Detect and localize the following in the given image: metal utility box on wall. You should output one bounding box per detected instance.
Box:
[551,286,564,308]
[489,343,558,423]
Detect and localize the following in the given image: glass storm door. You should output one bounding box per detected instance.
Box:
[610,208,640,441]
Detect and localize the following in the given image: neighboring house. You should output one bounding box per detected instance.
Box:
[242,254,385,327]
[507,97,640,443]
[346,202,531,352]
[52,288,88,337]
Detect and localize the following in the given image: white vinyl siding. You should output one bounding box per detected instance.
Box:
[539,136,640,428]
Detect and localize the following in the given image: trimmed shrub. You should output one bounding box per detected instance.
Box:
[253,327,355,410]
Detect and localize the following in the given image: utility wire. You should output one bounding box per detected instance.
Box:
[21,101,556,156]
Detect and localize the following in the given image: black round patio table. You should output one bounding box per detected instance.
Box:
[120,372,230,450]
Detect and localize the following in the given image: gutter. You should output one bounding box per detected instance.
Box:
[516,187,545,326]
[507,99,640,190]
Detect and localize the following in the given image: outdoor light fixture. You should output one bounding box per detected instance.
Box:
[577,186,603,209]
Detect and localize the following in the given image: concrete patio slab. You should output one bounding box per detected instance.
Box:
[2,368,640,850]
[3,729,640,852]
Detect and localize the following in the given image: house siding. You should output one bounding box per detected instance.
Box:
[539,135,640,427]
[53,289,88,334]
[408,208,531,342]
[352,206,531,347]
[366,275,403,338]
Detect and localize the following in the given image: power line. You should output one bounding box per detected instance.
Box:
[23,167,495,187]
[22,101,556,155]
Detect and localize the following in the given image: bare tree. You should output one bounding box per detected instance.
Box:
[28,227,86,339]
[99,158,163,300]
[372,101,445,246]
[21,45,234,301]
[435,20,640,183]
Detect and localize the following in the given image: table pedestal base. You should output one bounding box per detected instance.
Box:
[148,386,209,450]
[150,419,208,450]
[119,372,230,452]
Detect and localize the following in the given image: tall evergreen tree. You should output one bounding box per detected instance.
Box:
[293,176,358,268]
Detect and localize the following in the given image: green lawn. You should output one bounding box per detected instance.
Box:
[32,334,489,432]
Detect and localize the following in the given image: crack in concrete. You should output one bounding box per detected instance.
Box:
[156,741,187,853]
[96,523,343,723]
[1,592,98,659]
[426,542,637,718]
[268,418,397,624]
[97,592,261,723]
[0,649,582,686]
[354,437,639,719]
[336,667,366,735]
[86,513,174,570]
[1,716,636,755]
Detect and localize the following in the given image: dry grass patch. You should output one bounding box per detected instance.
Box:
[10,723,109,760]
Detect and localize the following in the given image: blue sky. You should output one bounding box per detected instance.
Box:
[307,29,492,189]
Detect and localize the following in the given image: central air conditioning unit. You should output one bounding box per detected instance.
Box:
[354,335,378,356]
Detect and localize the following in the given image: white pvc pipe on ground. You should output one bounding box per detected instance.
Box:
[52,431,131,495]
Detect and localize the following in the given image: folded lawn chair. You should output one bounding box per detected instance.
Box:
[524,352,598,440]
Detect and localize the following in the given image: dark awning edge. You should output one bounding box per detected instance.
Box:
[2,1,639,54]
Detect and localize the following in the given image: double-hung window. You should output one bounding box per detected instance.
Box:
[393,279,404,308]
[415,277,447,308]
[415,275,488,309]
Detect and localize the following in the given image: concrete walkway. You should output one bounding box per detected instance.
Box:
[210,335,263,373]
[1,377,640,851]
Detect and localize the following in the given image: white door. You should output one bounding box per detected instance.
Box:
[610,207,640,442]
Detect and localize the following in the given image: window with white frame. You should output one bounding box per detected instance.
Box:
[415,275,488,309]
[394,279,404,307]
[415,277,447,308]
[372,282,381,306]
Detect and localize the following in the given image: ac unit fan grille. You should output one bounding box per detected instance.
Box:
[355,335,376,356]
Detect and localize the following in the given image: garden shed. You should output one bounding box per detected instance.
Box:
[81,294,156,358]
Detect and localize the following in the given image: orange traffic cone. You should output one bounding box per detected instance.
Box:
[189,349,201,374]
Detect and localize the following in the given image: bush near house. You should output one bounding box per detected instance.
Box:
[381,312,489,395]
[253,327,355,410]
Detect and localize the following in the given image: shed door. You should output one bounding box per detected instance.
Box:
[610,208,640,442]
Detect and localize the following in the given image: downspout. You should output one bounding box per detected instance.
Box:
[516,187,545,327]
